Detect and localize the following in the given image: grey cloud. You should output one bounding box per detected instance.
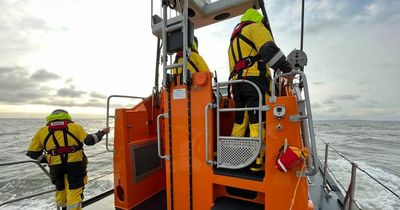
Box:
[31,98,105,108]
[0,1,66,54]
[65,78,74,84]
[0,66,53,100]
[0,66,35,91]
[57,86,86,97]
[335,94,360,101]
[322,94,360,105]
[29,69,61,81]
[82,99,104,107]
[0,66,105,108]
[323,99,335,105]
[312,103,322,109]
[89,92,106,99]
[312,82,325,85]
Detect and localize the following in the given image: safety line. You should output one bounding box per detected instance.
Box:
[317,135,400,200]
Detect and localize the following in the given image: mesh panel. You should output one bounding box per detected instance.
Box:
[218,139,259,169]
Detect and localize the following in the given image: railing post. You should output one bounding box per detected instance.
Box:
[322,143,331,197]
[106,95,145,152]
[343,162,357,210]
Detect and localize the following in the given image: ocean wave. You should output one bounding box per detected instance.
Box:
[328,159,400,210]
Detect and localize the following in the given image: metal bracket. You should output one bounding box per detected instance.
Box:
[289,114,302,122]
[269,96,277,103]
[261,105,270,111]
[296,171,307,177]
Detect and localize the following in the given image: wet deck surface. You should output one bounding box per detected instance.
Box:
[84,193,114,210]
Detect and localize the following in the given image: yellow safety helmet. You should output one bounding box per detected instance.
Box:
[46,109,72,123]
[241,8,263,23]
[192,36,198,50]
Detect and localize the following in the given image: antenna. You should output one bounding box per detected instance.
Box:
[300,0,305,51]
[258,0,274,40]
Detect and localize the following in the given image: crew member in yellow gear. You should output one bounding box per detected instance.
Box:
[228,8,292,171]
[26,109,110,210]
[173,36,210,74]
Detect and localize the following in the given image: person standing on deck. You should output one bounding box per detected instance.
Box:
[26,109,110,210]
[228,8,292,171]
[173,36,210,74]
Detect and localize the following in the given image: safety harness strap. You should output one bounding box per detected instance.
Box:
[174,50,200,73]
[44,121,83,157]
[229,21,259,79]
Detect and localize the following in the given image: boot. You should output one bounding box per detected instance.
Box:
[251,150,265,172]
[231,111,249,137]
[249,123,265,139]
[249,123,266,172]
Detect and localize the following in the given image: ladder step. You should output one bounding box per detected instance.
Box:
[166,23,182,32]
[219,136,258,141]
[218,107,260,112]
[166,63,183,70]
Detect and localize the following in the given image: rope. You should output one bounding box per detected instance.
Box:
[86,150,112,158]
[289,162,306,210]
[316,135,400,200]
[89,171,113,182]
[356,166,400,200]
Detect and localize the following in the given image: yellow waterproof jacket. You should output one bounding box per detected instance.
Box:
[27,123,88,165]
[228,22,273,80]
[173,50,210,74]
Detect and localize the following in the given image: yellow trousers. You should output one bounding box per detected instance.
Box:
[55,174,88,210]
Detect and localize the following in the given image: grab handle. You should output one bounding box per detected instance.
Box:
[157,113,170,160]
[205,103,216,165]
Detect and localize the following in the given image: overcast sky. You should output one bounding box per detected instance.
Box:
[0,0,399,120]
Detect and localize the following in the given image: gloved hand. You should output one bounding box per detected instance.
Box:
[280,61,293,73]
[101,127,111,134]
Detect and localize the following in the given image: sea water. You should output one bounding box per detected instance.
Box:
[0,119,399,209]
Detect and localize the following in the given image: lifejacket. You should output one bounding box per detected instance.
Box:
[229,21,261,79]
[275,144,309,172]
[43,120,83,161]
[174,49,200,73]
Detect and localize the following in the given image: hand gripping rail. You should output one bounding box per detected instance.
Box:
[206,79,268,169]
[270,70,318,176]
[157,113,170,160]
[106,95,145,152]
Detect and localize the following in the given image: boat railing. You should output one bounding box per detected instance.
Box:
[318,136,400,210]
[271,70,318,176]
[0,158,113,209]
[205,79,268,169]
[106,95,145,152]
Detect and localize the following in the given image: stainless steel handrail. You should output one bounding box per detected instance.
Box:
[0,160,53,207]
[214,79,267,169]
[157,113,170,160]
[106,95,145,152]
[271,70,318,176]
[0,160,51,178]
[0,160,114,208]
[205,103,216,165]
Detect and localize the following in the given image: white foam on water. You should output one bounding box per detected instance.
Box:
[329,159,400,210]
